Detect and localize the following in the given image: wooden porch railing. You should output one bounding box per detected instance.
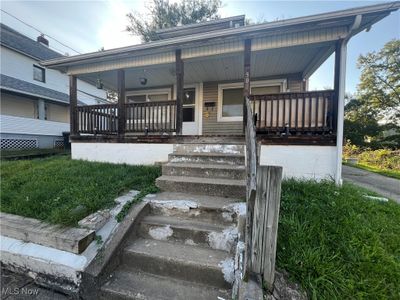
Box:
[244,96,283,291]
[125,100,177,133]
[75,100,177,135]
[77,104,118,134]
[249,90,336,134]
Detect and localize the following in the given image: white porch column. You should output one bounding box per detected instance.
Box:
[37,99,46,120]
[334,40,347,186]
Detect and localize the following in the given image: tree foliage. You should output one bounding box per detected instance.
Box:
[356,39,400,124]
[344,40,400,149]
[126,0,222,42]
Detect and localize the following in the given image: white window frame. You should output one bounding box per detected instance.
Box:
[217,79,287,122]
[125,88,172,102]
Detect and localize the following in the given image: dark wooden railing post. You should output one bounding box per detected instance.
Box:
[243,39,251,131]
[176,49,184,135]
[117,69,126,136]
[69,75,78,135]
[333,39,342,134]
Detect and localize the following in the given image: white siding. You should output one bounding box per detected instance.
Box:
[0,46,106,104]
[0,114,69,136]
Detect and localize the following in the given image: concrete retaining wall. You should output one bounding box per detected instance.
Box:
[259,145,337,180]
[72,143,174,165]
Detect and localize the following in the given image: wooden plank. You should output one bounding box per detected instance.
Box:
[176,49,184,134]
[261,166,283,291]
[0,212,95,254]
[243,39,251,129]
[69,75,78,135]
[117,69,126,136]
[332,39,342,133]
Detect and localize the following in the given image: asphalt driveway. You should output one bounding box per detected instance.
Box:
[342,165,400,204]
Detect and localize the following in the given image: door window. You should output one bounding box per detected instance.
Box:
[183,88,195,122]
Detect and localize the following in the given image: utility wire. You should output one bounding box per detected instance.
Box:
[1,9,82,55]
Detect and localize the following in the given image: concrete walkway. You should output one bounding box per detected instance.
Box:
[342,165,400,203]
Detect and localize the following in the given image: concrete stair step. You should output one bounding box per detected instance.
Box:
[122,238,234,289]
[173,143,244,155]
[147,192,245,224]
[139,215,236,252]
[162,162,246,180]
[101,269,231,300]
[156,175,246,198]
[169,152,245,165]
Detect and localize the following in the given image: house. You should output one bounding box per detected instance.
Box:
[41,2,399,184]
[0,23,107,150]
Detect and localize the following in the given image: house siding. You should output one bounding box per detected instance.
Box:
[0,93,37,118]
[201,79,304,135]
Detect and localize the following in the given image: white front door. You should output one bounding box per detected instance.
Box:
[182,84,201,135]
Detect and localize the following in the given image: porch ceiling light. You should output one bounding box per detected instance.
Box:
[96,78,103,89]
[140,69,148,85]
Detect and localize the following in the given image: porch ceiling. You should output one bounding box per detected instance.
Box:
[77,42,334,91]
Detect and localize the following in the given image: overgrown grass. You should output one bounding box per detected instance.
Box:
[0,156,161,226]
[277,180,400,300]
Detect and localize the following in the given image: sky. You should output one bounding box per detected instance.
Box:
[1,0,399,94]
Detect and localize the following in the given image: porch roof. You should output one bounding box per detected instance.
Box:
[41,2,399,91]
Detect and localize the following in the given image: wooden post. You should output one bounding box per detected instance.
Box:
[69,75,78,135]
[176,49,184,135]
[332,39,342,134]
[252,166,282,291]
[243,39,251,130]
[117,69,126,136]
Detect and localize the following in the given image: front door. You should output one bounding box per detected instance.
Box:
[182,85,199,135]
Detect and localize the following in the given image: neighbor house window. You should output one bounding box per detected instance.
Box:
[33,65,45,82]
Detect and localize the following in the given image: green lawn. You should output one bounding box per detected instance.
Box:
[1,148,68,159]
[0,156,161,226]
[277,180,400,300]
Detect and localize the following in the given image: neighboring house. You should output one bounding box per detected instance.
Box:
[0,23,107,150]
[42,2,399,183]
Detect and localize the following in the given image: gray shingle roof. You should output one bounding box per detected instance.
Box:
[1,74,69,104]
[0,23,63,60]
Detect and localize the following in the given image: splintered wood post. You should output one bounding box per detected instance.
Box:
[176,49,184,135]
[69,75,78,135]
[243,39,251,131]
[258,166,283,291]
[117,69,126,136]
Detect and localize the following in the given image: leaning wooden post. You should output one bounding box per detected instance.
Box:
[175,49,184,135]
[243,39,251,131]
[256,166,282,291]
[117,69,126,136]
[69,75,78,135]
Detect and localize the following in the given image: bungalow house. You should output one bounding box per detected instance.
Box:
[0,24,107,149]
[41,2,399,185]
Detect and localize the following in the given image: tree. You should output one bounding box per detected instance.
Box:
[356,39,400,124]
[126,0,222,42]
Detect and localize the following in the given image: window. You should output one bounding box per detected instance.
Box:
[33,65,45,82]
[218,80,285,122]
[183,88,195,122]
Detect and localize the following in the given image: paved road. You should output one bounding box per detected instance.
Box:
[342,165,400,203]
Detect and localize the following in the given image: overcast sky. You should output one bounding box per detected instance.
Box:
[1,0,399,93]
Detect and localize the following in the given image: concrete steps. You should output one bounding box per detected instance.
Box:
[100,143,246,299]
[169,152,245,165]
[162,162,246,179]
[156,175,246,198]
[101,269,231,300]
[139,215,235,251]
[121,238,233,289]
